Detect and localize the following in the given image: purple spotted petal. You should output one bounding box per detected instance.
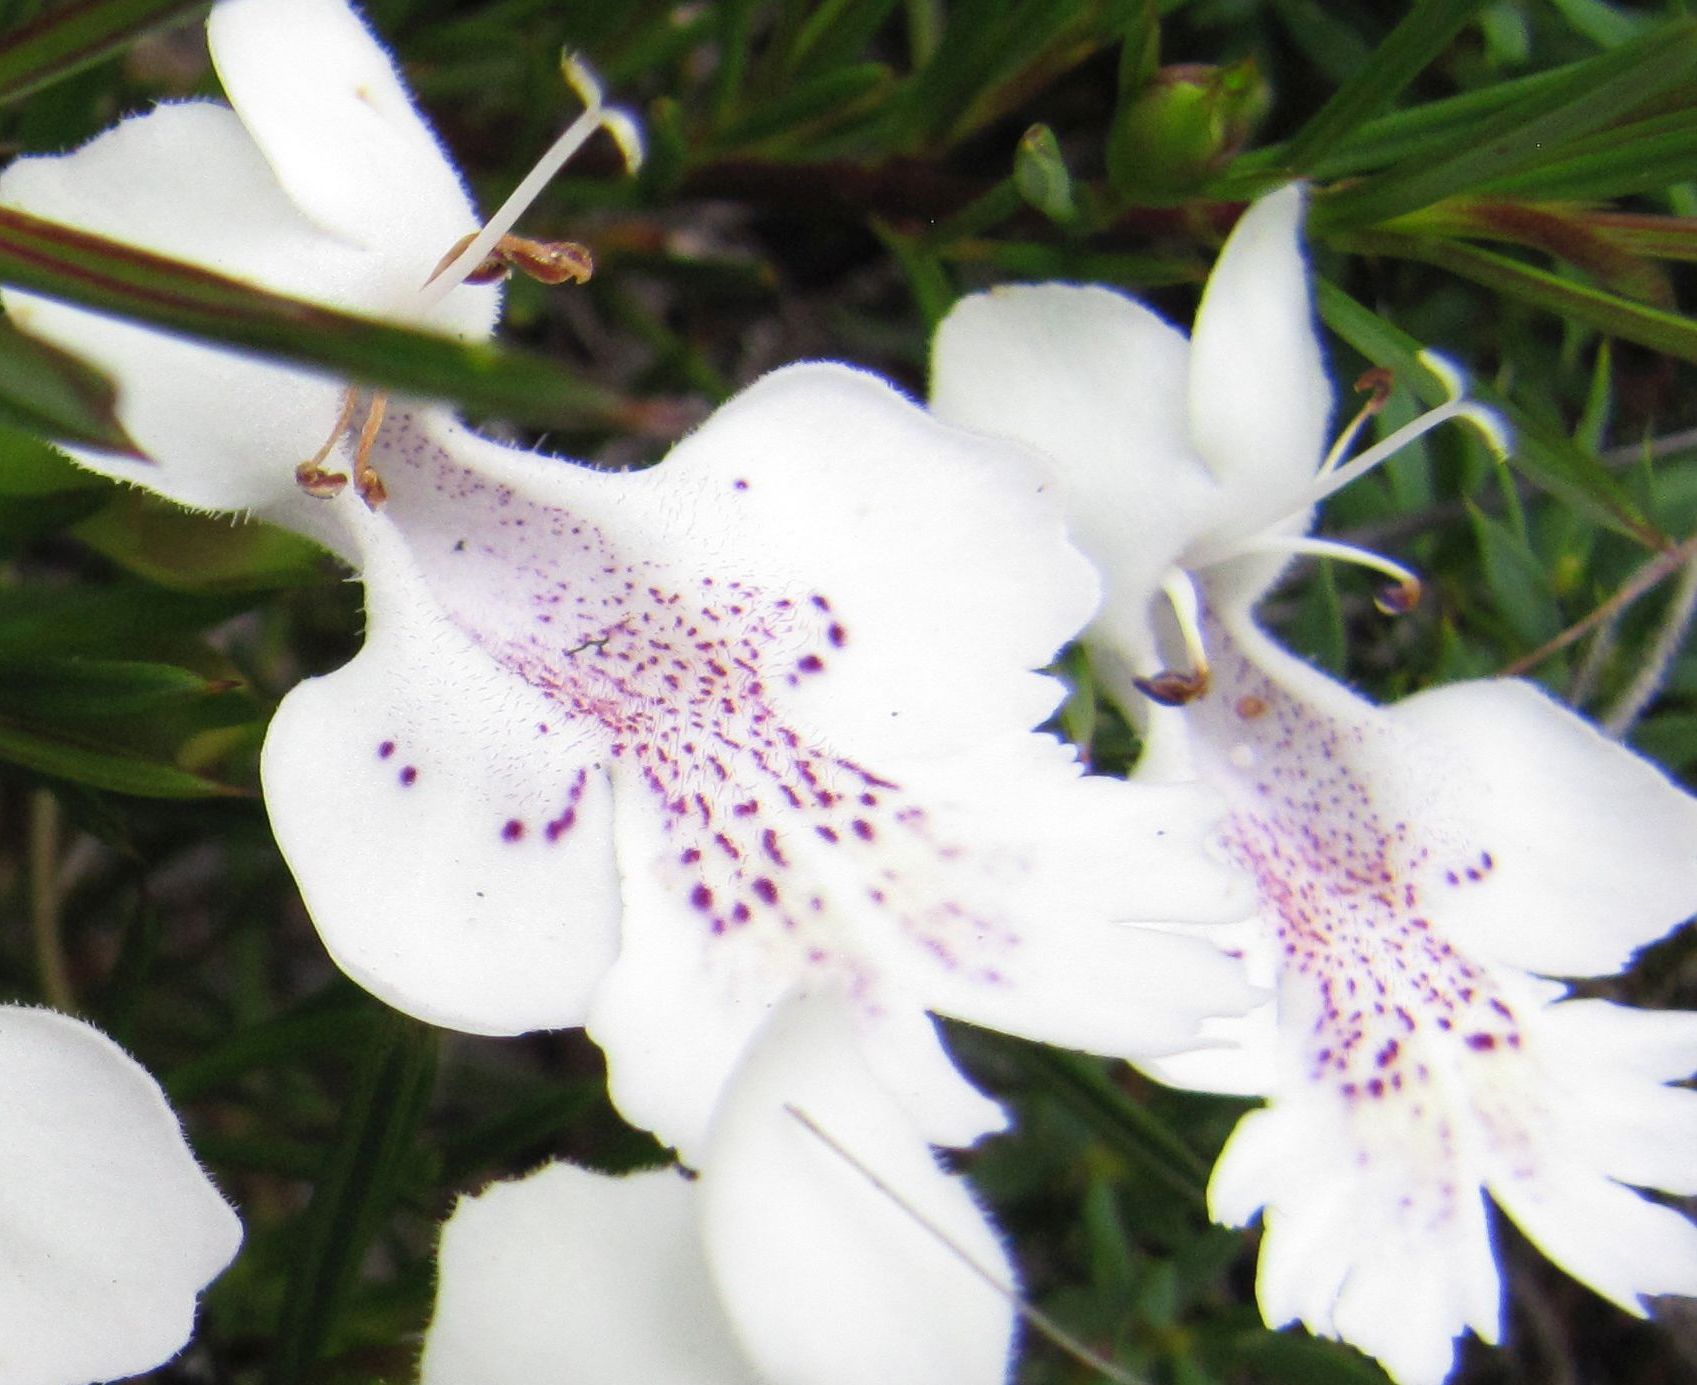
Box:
[1182,608,1697,1384]
[288,374,1251,1152]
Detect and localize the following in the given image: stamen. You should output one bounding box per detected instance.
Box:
[1189,351,1510,567]
[1235,535,1422,615]
[352,392,390,508]
[428,232,594,288]
[1318,367,1393,477]
[1133,568,1212,706]
[419,51,643,309]
[294,386,361,498]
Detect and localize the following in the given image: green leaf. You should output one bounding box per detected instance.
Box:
[268,1011,438,1385]
[0,652,228,721]
[1311,22,1697,229]
[0,0,206,106]
[0,714,240,797]
[0,315,136,451]
[0,207,648,434]
[1315,279,1655,544]
[74,492,329,591]
[1283,0,1492,173]
[1364,232,1697,365]
[0,426,105,495]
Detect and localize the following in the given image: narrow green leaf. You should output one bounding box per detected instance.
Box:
[0,0,206,105]
[0,714,240,797]
[1312,22,1697,229]
[1283,0,1491,173]
[0,426,105,495]
[1014,123,1078,223]
[1365,232,1697,366]
[0,315,136,451]
[268,1011,437,1385]
[1315,280,1655,543]
[0,653,225,720]
[0,207,646,434]
[74,492,328,591]
[713,63,893,151]
[1472,109,1697,201]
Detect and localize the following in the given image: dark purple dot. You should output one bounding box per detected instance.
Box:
[400,766,418,786]
[546,810,576,842]
[816,826,839,843]
[851,819,875,841]
[752,878,779,905]
[377,740,396,760]
[502,819,525,842]
[733,479,749,491]
[797,654,824,674]
[681,847,702,865]
[1465,1033,1497,1052]
[827,623,847,647]
[731,902,751,923]
[690,883,714,911]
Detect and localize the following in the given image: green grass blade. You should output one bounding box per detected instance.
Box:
[1283,0,1491,173]
[1312,22,1697,229]
[0,0,206,105]
[0,207,645,434]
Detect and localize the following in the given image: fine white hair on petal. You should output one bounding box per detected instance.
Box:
[0,1007,241,1384]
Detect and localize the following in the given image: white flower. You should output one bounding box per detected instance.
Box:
[0,1006,241,1384]
[422,989,1016,1385]
[0,0,1258,1176]
[931,185,1697,1385]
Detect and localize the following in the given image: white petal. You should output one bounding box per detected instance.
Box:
[1211,1093,1501,1385]
[1525,997,1697,1197]
[208,0,495,337]
[930,282,1218,673]
[1186,185,1333,515]
[359,380,1246,1142]
[0,1008,241,1385]
[0,103,372,523]
[261,499,621,1035]
[421,1163,759,1385]
[1491,1156,1697,1314]
[701,989,1016,1385]
[1388,678,1697,976]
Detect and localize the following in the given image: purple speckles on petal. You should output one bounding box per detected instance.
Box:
[378,740,396,760]
[365,411,1020,1008]
[1191,621,1534,1185]
[399,765,418,786]
[502,819,525,842]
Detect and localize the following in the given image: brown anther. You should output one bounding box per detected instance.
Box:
[1374,578,1423,616]
[498,235,594,285]
[1354,366,1394,413]
[295,462,349,498]
[352,392,390,510]
[429,232,594,288]
[1133,668,1211,706]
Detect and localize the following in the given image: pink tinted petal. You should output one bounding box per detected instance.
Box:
[208,0,495,338]
[701,989,1015,1385]
[1186,184,1332,513]
[262,502,620,1035]
[0,1008,241,1384]
[1387,678,1697,977]
[421,1164,759,1385]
